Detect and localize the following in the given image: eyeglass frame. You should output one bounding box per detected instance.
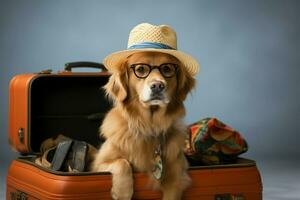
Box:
[130,63,179,79]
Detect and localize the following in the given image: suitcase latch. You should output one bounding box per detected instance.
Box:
[38,69,53,74]
[215,193,245,200]
[18,128,24,143]
[10,190,28,200]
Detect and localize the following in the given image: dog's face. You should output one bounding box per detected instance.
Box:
[126,52,179,107]
[105,52,195,110]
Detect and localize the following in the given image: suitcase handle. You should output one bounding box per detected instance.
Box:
[64,62,107,72]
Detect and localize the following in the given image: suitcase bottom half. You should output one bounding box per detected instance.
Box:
[7,157,262,200]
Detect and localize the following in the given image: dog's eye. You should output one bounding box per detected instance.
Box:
[160,64,176,77]
[137,66,145,73]
[134,64,150,78]
[162,65,171,73]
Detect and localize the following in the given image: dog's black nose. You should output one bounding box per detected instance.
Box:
[150,81,165,93]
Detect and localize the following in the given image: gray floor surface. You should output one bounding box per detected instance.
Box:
[1,158,300,199]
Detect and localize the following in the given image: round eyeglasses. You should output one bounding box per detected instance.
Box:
[130,63,178,78]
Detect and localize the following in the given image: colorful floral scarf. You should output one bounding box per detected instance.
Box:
[185,118,248,165]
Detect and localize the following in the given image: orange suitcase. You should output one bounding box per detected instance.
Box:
[7,62,262,200]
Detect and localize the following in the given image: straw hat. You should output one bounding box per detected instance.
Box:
[103,23,200,76]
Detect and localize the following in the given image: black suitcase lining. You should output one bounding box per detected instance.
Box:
[28,76,112,153]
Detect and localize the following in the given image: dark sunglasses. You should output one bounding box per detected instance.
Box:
[130,63,178,78]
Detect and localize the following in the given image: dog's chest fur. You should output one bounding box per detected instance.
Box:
[101,106,185,173]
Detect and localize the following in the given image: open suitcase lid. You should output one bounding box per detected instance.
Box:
[9,62,112,154]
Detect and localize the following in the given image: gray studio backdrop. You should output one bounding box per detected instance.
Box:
[1,0,299,168]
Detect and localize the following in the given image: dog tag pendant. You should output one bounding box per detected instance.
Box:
[152,144,164,180]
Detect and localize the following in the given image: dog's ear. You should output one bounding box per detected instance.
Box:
[104,64,128,103]
[176,66,196,102]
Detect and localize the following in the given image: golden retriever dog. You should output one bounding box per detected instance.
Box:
[92,51,195,200]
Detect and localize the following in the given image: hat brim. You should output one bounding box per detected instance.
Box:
[103,48,199,77]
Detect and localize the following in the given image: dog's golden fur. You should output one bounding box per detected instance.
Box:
[92,52,195,200]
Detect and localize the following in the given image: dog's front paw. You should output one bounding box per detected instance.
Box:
[111,185,133,200]
[110,159,134,200]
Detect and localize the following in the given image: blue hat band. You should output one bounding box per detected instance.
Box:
[127,42,176,50]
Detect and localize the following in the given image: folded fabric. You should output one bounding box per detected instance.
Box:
[184,118,248,165]
[35,134,97,172]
